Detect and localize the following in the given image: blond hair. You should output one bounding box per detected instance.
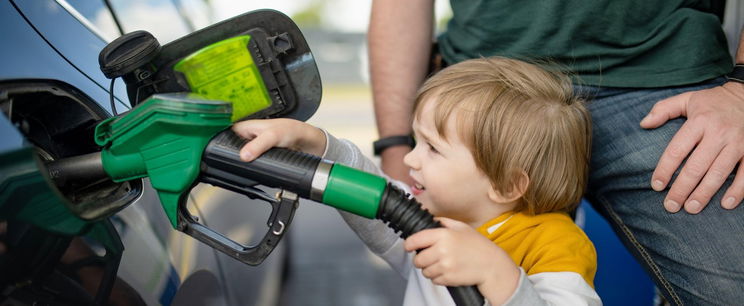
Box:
[414,57,591,214]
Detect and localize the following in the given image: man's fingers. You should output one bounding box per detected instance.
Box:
[640,93,690,129]
[722,157,744,209]
[652,123,701,195]
[648,85,744,214]
[664,137,722,213]
[684,146,738,214]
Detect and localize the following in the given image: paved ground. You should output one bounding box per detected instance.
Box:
[278,85,406,306]
[278,201,405,306]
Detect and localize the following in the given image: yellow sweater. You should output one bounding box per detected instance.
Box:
[477,211,597,287]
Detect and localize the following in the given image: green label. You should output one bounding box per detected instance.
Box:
[174,35,272,121]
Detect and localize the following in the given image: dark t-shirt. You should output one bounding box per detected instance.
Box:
[437,0,732,87]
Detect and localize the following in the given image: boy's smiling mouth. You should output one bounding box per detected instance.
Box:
[412,183,426,196]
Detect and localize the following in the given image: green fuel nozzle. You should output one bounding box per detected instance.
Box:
[94,93,232,227]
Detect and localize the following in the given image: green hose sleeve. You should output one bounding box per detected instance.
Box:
[322,164,385,219]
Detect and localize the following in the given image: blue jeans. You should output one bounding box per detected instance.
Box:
[579,77,744,305]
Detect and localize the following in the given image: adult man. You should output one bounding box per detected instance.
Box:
[368,0,744,304]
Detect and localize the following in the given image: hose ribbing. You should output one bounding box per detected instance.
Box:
[375,183,485,306]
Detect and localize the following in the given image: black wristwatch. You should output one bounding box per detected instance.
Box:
[727,64,744,83]
[373,135,415,156]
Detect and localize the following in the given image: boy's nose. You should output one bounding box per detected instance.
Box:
[403,149,419,170]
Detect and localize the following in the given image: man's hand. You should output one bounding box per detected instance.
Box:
[404,217,520,304]
[640,82,744,214]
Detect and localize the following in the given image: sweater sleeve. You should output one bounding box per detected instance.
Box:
[321,131,410,277]
[496,268,601,306]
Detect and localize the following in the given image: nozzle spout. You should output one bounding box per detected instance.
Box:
[46,152,107,188]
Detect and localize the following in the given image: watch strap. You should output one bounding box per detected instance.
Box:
[727,64,744,83]
[373,135,415,156]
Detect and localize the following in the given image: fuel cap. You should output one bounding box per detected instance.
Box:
[99,30,161,79]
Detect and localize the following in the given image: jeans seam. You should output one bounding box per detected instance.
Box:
[597,197,683,306]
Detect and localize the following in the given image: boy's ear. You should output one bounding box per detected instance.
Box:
[488,170,529,203]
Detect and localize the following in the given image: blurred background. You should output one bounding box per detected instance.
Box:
[62,0,744,305]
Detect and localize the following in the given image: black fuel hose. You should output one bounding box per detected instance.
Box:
[378,183,485,306]
[203,130,485,305]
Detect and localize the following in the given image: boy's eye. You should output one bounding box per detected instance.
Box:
[427,142,440,154]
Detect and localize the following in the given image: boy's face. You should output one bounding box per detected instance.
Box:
[404,101,514,227]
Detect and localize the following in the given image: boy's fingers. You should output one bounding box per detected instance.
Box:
[231,119,278,161]
[404,228,442,252]
[239,132,279,162]
[412,247,439,270]
[421,263,445,281]
[231,120,262,138]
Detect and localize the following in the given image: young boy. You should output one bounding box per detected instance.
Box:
[233,57,600,305]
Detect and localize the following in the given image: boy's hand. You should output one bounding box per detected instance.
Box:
[403,217,520,304]
[231,119,326,162]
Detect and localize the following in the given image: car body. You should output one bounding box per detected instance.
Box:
[0,1,286,305]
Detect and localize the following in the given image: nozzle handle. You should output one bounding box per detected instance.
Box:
[177,129,319,266]
[202,130,321,198]
[177,188,298,266]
